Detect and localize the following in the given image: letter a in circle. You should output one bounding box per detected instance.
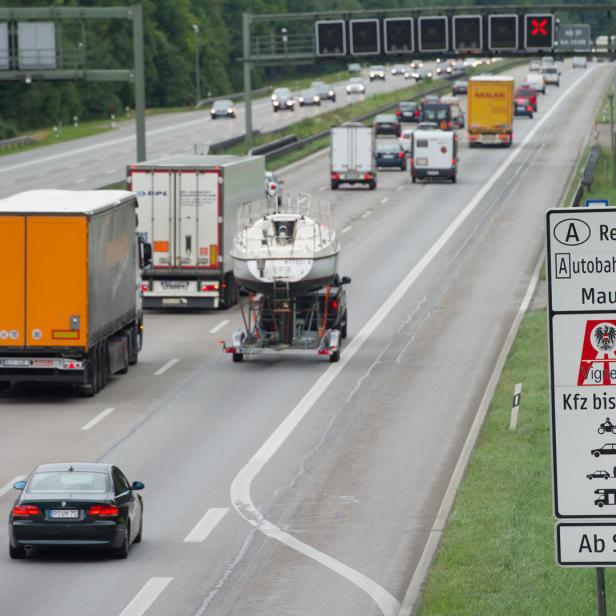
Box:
[566,223,580,244]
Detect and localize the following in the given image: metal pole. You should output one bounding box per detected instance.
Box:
[132,3,146,162]
[596,568,608,616]
[193,24,201,104]
[243,13,253,145]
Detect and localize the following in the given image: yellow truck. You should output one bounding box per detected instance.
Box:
[0,190,151,396]
[467,76,515,147]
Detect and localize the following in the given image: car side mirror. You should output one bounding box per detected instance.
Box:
[14,480,26,490]
[340,276,351,285]
[131,481,145,491]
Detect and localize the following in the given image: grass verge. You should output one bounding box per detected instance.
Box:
[585,145,616,204]
[0,120,112,158]
[415,308,616,615]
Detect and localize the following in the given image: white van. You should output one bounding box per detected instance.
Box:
[525,72,546,94]
[410,129,458,183]
[440,95,465,128]
[540,66,560,86]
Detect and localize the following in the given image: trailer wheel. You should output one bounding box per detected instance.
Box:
[100,345,109,389]
[412,175,416,183]
[369,181,377,190]
[117,337,129,375]
[330,181,338,190]
[232,352,244,363]
[80,348,99,397]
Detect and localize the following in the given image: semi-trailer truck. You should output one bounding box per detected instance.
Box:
[128,155,266,309]
[467,76,515,147]
[0,190,151,396]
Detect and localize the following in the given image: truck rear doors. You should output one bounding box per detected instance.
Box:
[131,168,221,270]
[0,215,87,348]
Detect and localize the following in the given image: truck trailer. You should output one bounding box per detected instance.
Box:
[0,190,150,396]
[330,123,377,190]
[128,155,266,309]
[467,76,515,147]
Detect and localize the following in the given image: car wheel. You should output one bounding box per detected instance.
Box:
[114,524,130,559]
[598,502,605,507]
[412,174,416,183]
[529,113,534,119]
[369,181,376,190]
[9,544,26,559]
[329,349,340,363]
[233,353,244,363]
[134,511,143,544]
[595,452,601,457]
[331,181,338,190]
[451,174,457,184]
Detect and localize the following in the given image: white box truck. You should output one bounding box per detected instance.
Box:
[330,122,377,190]
[128,155,265,309]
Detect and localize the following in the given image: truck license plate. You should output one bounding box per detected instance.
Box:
[2,359,31,367]
[162,281,188,289]
[50,509,79,519]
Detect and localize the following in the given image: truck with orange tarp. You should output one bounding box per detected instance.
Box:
[0,190,151,396]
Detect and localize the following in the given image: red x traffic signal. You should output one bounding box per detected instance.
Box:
[525,14,554,49]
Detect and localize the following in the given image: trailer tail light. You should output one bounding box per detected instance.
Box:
[12,505,40,517]
[331,172,340,181]
[62,360,84,370]
[528,106,533,112]
[364,172,374,180]
[331,299,339,310]
[141,282,150,292]
[452,158,457,166]
[399,151,405,159]
[269,182,277,190]
[88,504,119,517]
[469,134,478,142]
[201,283,219,292]
[395,110,401,117]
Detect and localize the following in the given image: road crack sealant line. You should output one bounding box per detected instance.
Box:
[229,65,600,616]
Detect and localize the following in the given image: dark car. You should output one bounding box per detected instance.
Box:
[375,143,407,171]
[311,81,336,102]
[271,88,295,112]
[588,470,611,480]
[396,101,420,123]
[592,444,616,457]
[420,103,453,130]
[514,85,538,117]
[373,113,401,137]
[210,99,236,119]
[298,88,321,106]
[9,462,144,559]
[452,79,468,95]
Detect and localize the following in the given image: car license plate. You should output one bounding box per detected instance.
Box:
[516,105,526,111]
[162,298,182,305]
[384,154,394,159]
[162,281,188,289]
[427,171,439,176]
[416,157,428,166]
[50,509,79,519]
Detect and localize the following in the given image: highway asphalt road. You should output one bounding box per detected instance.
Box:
[0,63,442,198]
[0,60,613,616]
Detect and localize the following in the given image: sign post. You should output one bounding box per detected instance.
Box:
[547,208,616,612]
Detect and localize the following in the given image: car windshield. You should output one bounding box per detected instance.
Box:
[454,80,466,86]
[516,88,534,96]
[542,67,557,74]
[350,78,362,84]
[423,107,449,121]
[302,89,317,97]
[274,88,290,97]
[213,100,232,109]
[377,144,400,153]
[370,66,384,71]
[27,471,109,494]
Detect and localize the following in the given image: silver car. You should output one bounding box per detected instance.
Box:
[346,78,366,94]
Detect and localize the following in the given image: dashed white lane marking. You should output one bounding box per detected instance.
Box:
[69,163,80,169]
[105,169,116,174]
[397,184,405,192]
[81,407,115,431]
[154,358,179,376]
[1,180,14,186]
[341,225,352,234]
[0,476,26,500]
[209,319,230,334]
[183,508,229,543]
[230,66,598,616]
[74,177,87,184]
[319,185,327,191]
[361,210,372,218]
[118,577,173,616]
[379,197,389,204]
[36,171,48,178]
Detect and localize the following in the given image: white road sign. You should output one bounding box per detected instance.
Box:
[547,209,616,519]
[557,523,616,566]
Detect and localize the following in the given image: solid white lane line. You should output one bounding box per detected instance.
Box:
[230,67,597,616]
[74,177,87,184]
[361,210,372,218]
[341,225,352,234]
[0,476,26,500]
[209,319,230,335]
[81,408,115,431]
[183,508,229,543]
[379,197,389,204]
[154,358,179,376]
[398,259,542,616]
[118,577,173,616]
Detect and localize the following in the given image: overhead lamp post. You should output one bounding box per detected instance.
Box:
[281,27,288,56]
[192,24,201,105]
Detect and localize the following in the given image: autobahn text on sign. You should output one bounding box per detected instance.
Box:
[547,209,616,524]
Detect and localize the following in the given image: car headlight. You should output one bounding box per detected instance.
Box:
[228,108,234,113]
[210,108,215,114]
[315,96,320,102]
[369,73,374,77]
[299,97,304,102]
[329,90,334,96]
[271,95,277,100]
[273,101,279,106]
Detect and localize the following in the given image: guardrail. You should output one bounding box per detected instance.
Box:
[571,144,601,207]
[0,135,39,150]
